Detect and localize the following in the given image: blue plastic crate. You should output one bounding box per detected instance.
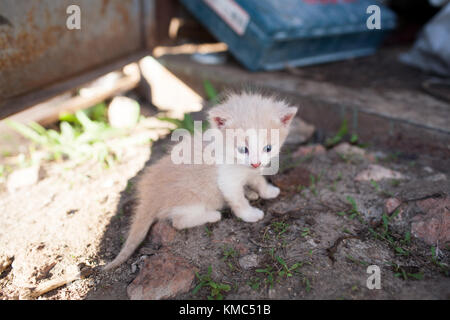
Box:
[179,0,397,71]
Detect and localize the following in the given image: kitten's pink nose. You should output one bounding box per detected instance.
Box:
[251,162,261,168]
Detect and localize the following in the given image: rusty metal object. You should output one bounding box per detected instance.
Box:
[0,0,157,117]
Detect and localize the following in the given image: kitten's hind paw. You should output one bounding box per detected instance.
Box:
[238,207,264,222]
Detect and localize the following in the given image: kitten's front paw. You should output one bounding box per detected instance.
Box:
[238,207,264,222]
[260,185,280,199]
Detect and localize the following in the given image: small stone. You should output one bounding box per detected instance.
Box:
[285,118,315,145]
[127,252,196,300]
[411,196,450,245]
[150,220,177,246]
[292,144,326,158]
[385,197,402,215]
[272,166,313,191]
[307,239,318,247]
[238,254,259,270]
[423,166,434,173]
[131,263,137,274]
[108,96,140,129]
[426,173,447,182]
[333,142,365,157]
[0,254,14,274]
[355,164,405,182]
[6,165,41,192]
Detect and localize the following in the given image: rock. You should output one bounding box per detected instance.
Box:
[150,220,177,246]
[426,173,447,182]
[272,166,313,193]
[423,166,434,173]
[385,197,402,215]
[411,196,450,246]
[292,144,326,158]
[238,254,259,270]
[7,165,41,192]
[127,252,196,300]
[285,118,315,145]
[108,96,140,129]
[333,142,365,157]
[0,254,13,274]
[355,164,405,182]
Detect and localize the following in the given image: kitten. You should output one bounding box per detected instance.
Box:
[103,92,297,270]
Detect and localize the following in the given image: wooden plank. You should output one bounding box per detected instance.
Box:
[0,51,147,120]
[2,63,141,126]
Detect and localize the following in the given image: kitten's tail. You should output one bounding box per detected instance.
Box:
[103,202,157,271]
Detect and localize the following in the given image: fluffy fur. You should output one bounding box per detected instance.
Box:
[103,92,297,270]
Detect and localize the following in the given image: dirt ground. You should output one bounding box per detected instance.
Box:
[0,107,449,300]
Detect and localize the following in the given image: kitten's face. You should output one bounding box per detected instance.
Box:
[209,93,297,170]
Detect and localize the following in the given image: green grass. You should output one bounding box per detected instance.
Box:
[390,263,424,281]
[325,119,348,148]
[270,221,290,239]
[301,227,310,238]
[6,103,127,167]
[336,195,362,221]
[221,246,239,271]
[254,249,306,289]
[204,226,213,237]
[158,113,209,135]
[430,246,449,276]
[203,80,219,104]
[192,265,231,300]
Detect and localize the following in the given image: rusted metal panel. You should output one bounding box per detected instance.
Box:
[0,0,152,106]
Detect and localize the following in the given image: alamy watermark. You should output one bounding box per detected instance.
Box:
[366,265,381,289]
[66,4,382,31]
[366,5,381,30]
[66,5,81,30]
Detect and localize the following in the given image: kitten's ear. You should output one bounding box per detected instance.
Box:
[279,107,298,127]
[208,108,230,129]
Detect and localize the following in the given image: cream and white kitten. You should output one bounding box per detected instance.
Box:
[104,92,297,270]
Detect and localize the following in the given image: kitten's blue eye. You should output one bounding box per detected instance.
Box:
[263,145,272,152]
[238,146,249,154]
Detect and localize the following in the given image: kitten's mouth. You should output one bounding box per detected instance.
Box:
[251,163,261,168]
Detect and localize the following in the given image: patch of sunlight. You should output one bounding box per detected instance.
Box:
[139,56,204,119]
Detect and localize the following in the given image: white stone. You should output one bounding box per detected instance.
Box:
[108,96,140,129]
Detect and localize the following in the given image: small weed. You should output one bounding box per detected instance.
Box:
[391,179,400,187]
[309,174,318,196]
[325,119,348,148]
[370,179,381,193]
[204,226,213,237]
[346,255,369,266]
[276,256,303,278]
[125,181,134,195]
[337,196,362,221]
[390,263,424,281]
[7,104,127,167]
[270,221,290,239]
[192,265,231,300]
[301,228,310,238]
[303,277,312,293]
[203,80,220,104]
[246,277,261,290]
[255,251,305,289]
[430,246,449,276]
[221,246,239,271]
[255,265,276,288]
[158,113,209,135]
